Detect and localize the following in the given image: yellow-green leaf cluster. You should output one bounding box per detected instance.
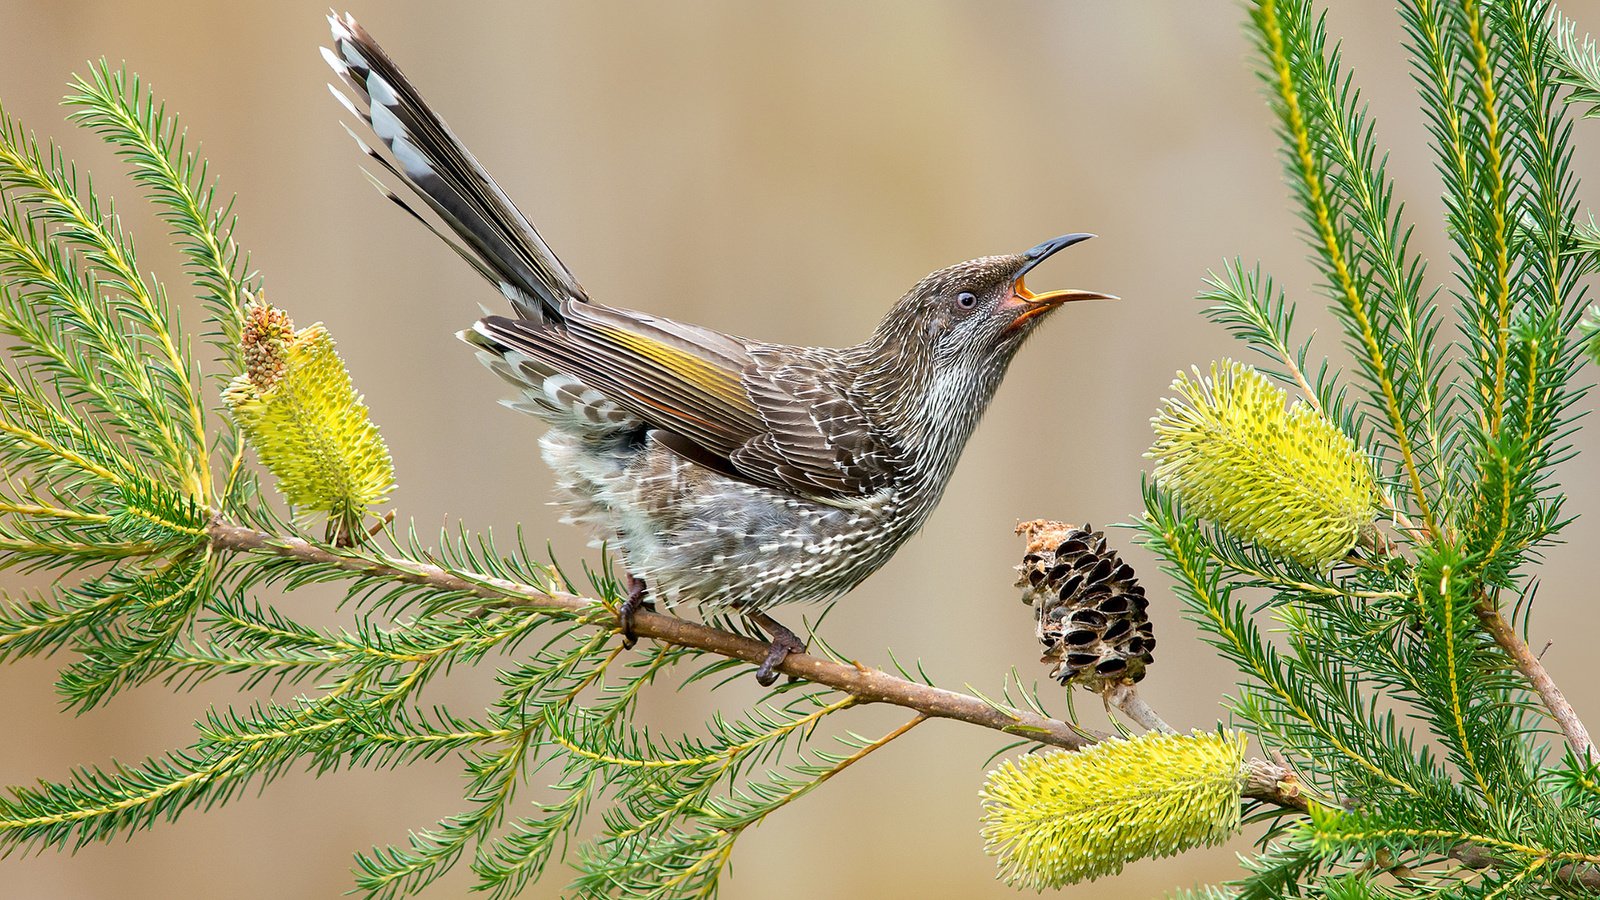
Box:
[225,300,393,544]
[1148,360,1376,566]
[981,730,1248,889]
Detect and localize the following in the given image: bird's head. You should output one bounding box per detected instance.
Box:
[869,233,1112,385]
[858,233,1113,472]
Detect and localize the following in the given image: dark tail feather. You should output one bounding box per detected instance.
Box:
[324,12,587,321]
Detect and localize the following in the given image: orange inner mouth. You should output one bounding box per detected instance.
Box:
[1006,276,1066,330]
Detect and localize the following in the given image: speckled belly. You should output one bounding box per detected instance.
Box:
[540,430,910,613]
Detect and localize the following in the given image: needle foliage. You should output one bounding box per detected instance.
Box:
[1137,0,1600,896]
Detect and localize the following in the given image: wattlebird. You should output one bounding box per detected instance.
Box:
[323,13,1113,685]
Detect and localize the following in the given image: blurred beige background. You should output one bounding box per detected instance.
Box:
[2,1,1599,898]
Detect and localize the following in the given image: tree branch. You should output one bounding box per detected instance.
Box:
[1475,595,1597,763]
[202,516,1600,878]
[1451,842,1600,891]
[208,522,1103,748]
[205,523,1311,811]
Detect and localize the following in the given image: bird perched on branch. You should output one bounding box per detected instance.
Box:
[323,13,1113,685]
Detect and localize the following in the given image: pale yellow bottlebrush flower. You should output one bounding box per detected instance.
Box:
[1148,360,1376,566]
[980,730,1248,890]
[225,300,395,545]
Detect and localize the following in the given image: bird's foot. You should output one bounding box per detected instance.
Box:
[618,575,653,649]
[750,613,806,687]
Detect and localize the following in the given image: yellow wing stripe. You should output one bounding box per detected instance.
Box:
[597,326,755,412]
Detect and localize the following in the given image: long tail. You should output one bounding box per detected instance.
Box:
[323,12,587,322]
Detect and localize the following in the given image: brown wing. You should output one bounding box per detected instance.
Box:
[472,306,894,503]
[730,346,895,498]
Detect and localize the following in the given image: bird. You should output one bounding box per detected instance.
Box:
[323,13,1114,685]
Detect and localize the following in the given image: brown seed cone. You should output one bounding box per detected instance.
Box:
[1015,520,1155,689]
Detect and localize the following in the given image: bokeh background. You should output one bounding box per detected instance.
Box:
[3,2,1599,897]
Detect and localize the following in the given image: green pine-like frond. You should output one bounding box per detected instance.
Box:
[1553,9,1600,117]
[63,61,252,377]
[1252,0,1448,536]
[1146,1,1600,896]
[0,64,234,720]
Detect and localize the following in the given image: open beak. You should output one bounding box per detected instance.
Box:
[1002,233,1117,331]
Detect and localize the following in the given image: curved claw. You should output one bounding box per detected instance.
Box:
[618,575,651,649]
[750,613,806,686]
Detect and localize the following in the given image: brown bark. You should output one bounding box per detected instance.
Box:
[1475,597,1596,764]
[208,523,1100,747]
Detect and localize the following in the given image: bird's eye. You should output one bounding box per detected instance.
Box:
[955,291,978,310]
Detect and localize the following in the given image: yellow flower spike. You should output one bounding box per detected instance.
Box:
[980,731,1248,890]
[1148,360,1377,566]
[225,299,395,545]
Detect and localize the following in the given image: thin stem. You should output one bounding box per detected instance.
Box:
[205,517,1600,889]
[1475,594,1596,763]
[206,522,1093,750]
[641,714,933,893]
[1103,682,1176,735]
[728,712,928,829]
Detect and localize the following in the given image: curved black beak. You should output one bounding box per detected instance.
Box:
[1014,232,1097,280]
[1003,234,1117,331]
